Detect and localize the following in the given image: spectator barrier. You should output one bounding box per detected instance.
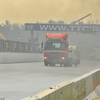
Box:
[22,69,100,100]
[0,39,39,53]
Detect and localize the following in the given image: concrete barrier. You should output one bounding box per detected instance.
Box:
[73,70,97,100]
[22,69,100,100]
[22,81,74,100]
[83,85,100,100]
[97,70,100,86]
[73,77,86,100]
[54,81,74,100]
[0,52,43,64]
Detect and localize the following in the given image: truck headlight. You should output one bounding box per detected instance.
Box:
[44,57,47,59]
[61,57,65,59]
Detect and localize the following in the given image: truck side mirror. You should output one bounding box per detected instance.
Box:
[41,42,43,48]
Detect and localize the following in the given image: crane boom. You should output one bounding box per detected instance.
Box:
[75,13,91,23]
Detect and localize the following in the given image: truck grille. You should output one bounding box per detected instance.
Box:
[45,52,63,54]
[50,52,62,54]
[49,57,60,60]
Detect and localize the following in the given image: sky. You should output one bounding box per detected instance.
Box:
[0,0,100,24]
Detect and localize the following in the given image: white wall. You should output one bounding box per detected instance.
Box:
[0,53,43,64]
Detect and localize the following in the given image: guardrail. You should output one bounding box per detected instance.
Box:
[22,69,100,100]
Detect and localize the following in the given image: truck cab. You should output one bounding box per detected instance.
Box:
[43,33,72,66]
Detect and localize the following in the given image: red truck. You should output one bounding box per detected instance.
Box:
[43,33,73,67]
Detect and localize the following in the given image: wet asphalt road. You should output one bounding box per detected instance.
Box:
[0,60,100,100]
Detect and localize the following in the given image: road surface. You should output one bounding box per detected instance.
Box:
[0,60,100,100]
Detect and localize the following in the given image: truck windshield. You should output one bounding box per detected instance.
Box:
[44,42,66,50]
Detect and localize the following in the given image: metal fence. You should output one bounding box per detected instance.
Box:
[0,39,38,53]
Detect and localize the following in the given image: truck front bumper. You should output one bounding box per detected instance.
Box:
[44,56,66,64]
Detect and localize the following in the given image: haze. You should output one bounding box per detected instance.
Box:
[0,0,100,24]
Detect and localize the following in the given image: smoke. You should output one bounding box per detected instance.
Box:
[0,0,100,24]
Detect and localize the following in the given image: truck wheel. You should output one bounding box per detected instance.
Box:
[64,63,68,67]
[52,64,55,66]
[60,64,62,66]
[49,64,52,66]
[79,60,80,64]
[69,59,72,67]
[45,63,48,66]
[75,63,77,67]
[69,61,72,67]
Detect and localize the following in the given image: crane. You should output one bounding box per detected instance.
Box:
[71,13,91,24]
[75,13,91,23]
